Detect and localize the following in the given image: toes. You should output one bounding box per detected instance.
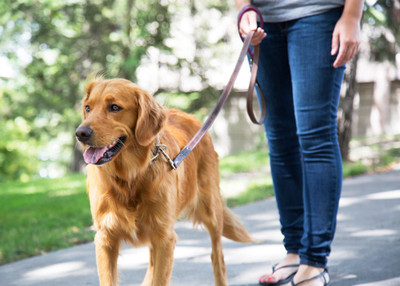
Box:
[259,274,277,284]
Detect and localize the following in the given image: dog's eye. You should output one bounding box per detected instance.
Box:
[109,104,122,112]
[85,105,90,113]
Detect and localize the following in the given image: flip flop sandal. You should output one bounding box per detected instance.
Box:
[291,269,331,286]
[259,263,300,285]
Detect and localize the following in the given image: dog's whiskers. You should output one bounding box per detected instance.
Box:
[118,137,126,147]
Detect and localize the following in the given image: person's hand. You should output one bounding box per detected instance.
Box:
[238,10,266,45]
[331,14,361,68]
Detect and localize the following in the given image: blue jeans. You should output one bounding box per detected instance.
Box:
[256,7,345,268]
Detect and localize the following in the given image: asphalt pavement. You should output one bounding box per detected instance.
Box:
[1,169,399,286]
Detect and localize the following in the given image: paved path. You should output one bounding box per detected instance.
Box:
[1,170,400,285]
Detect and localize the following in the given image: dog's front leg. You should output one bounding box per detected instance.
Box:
[141,248,154,286]
[149,230,177,286]
[95,230,121,286]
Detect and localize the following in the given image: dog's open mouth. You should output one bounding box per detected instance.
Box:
[83,137,126,165]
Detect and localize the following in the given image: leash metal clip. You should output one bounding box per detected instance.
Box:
[153,144,177,170]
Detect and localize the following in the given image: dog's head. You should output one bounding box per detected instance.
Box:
[75,77,166,165]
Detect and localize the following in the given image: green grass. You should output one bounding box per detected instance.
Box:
[0,174,93,265]
[341,147,400,176]
[342,161,368,177]
[374,147,400,169]
[226,182,274,208]
[219,149,268,176]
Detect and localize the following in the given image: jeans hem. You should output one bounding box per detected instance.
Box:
[286,249,299,255]
[299,257,327,269]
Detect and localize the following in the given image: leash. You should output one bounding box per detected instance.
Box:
[238,5,266,125]
[171,6,266,169]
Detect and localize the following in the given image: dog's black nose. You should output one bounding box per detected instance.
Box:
[75,126,93,143]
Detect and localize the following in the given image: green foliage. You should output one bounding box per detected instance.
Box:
[0,0,174,177]
[0,174,92,265]
[0,89,40,180]
[0,0,235,178]
[157,87,222,120]
[364,1,400,62]
[0,118,39,181]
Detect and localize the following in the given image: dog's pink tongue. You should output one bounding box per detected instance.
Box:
[83,146,108,164]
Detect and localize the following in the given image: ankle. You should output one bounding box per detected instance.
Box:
[293,266,329,285]
[297,265,324,275]
[281,253,300,265]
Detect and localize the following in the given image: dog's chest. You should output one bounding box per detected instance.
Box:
[98,207,153,246]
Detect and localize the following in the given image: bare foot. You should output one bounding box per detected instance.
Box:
[259,253,300,285]
[291,265,330,286]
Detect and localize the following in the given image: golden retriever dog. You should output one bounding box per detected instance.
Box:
[75,77,253,286]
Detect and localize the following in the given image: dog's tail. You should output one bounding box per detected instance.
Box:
[222,205,254,243]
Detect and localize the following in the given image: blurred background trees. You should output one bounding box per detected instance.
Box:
[0,0,399,181]
[0,0,176,178]
[338,0,400,160]
[0,0,232,180]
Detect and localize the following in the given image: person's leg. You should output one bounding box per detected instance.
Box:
[286,7,345,284]
[256,22,303,284]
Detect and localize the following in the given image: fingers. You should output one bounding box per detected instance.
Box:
[239,11,257,36]
[331,30,339,57]
[239,11,267,45]
[251,27,267,45]
[331,17,361,68]
[248,11,258,31]
[332,38,360,68]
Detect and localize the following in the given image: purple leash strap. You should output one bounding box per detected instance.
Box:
[172,6,266,169]
[172,30,256,169]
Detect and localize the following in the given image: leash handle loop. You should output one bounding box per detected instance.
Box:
[237,6,266,125]
[246,45,266,125]
[237,5,264,59]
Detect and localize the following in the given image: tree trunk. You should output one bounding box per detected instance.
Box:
[120,0,135,80]
[337,53,359,161]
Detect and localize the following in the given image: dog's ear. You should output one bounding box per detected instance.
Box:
[135,89,166,146]
[84,73,104,100]
[84,81,96,101]
[82,78,100,119]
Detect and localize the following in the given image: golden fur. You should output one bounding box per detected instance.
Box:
[76,77,253,286]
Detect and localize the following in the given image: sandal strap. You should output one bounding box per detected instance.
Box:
[272,263,300,273]
[291,269,328,286]
[259,264,300,284]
